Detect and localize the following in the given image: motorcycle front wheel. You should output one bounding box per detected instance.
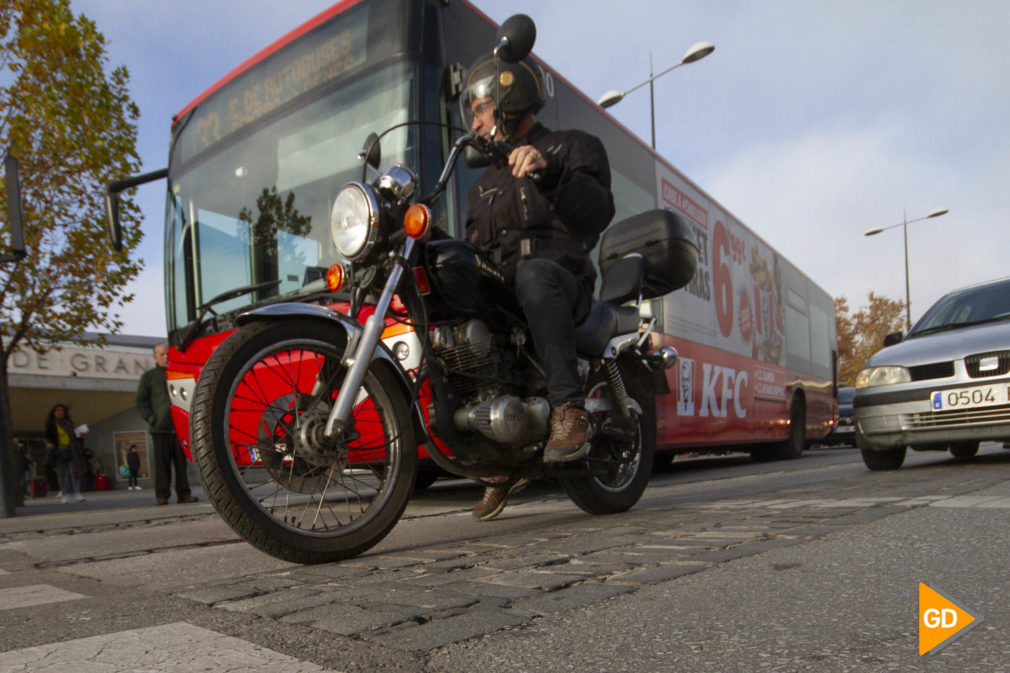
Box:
[190,319,417,564]
[560,365,655,514]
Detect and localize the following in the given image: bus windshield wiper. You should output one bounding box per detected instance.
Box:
[178,279,282,352]
[911,313,1010,338]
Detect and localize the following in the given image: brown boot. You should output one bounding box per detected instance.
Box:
[543,401,592,464]
[472,476,529,521]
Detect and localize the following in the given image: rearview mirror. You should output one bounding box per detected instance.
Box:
[105,168,168,252]
[2,154,26,263]
[494,14,536,63]
[360,132,381,171]
[883,331,904,347]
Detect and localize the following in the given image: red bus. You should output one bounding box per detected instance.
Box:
[122,0,836,471]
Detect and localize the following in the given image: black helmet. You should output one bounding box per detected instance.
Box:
[461,53,544,140]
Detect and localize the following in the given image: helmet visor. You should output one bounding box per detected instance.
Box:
[460,74,496,132]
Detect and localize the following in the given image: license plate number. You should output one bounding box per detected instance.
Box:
[931,384,1010,411]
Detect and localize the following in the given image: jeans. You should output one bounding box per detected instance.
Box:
[513,258,591,405]
[54,460,80,497]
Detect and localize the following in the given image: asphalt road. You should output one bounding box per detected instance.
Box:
[1,444,1007,672]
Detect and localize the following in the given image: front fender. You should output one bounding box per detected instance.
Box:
[236,302,426,435]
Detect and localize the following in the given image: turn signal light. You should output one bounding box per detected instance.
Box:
[403,204,430,239]
[326,263,345,292]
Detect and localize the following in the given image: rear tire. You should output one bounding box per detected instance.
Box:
[861,447,906,470]
[561,367,655,515]
[775,397,806,460]
[949,441,979,460]
[190,319,416,564]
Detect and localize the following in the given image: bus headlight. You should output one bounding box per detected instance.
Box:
[855,366,911,389]
[330,182,379,260]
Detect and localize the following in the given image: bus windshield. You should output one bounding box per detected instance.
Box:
[164,0,416,334]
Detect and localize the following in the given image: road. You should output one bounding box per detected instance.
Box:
[0,444,1008,672]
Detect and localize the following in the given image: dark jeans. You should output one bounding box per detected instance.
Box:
[514,258,591,405]
[128,469,139,488]
[153,432,191,500]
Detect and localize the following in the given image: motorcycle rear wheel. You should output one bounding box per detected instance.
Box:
[560,367,655,514]
[190,319,417,564]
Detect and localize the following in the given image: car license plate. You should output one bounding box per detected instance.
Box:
[930,383,1010,411]
[836,425,854,432]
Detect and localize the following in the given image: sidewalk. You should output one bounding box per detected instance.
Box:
[1,484,213,536]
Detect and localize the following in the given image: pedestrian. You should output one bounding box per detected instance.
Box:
[12,437,31,502]
[126,444,142,490]
[136,343,198,506]
[459,51,615,519]
[43,404,86,504]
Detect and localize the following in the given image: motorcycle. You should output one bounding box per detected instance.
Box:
[188,15,699,564]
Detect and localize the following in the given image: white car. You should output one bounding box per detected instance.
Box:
[854,277,1010,470]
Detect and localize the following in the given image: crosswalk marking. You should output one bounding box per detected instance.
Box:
[0,585,86,611]
[0,622,339,672]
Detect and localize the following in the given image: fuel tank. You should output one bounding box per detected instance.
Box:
[422,240,522,323]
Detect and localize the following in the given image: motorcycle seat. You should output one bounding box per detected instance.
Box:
[575,301,641,356]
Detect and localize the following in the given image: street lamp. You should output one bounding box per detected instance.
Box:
[597,40,715,149]
[864,208,950,331]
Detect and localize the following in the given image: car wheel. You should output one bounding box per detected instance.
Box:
[949,441,979,460]
[860,447,906,470]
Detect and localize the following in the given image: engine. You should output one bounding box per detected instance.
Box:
[432,319,550,447]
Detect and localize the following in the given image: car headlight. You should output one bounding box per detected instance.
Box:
[855,366,911,389]
[330,182,379,260]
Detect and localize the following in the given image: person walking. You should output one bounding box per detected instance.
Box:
[126,444,142,490]
[136,343,198,506]
[43,404,86,504]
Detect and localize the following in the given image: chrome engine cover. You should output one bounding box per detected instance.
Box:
[453,395,550,446]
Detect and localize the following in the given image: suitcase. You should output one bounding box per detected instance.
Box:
[94,474,109,490]
[30,477,48,498]
[598,209,699,299]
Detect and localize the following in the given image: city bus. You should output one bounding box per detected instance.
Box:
[118,0,837,469]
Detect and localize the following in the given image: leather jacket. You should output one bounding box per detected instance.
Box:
[464,122,615,286]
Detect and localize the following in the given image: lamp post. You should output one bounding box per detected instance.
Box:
[864,208,949,331]
[597,40,715,149]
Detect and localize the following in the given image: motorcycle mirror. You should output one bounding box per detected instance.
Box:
[463,144,492,169]
[494,14,536,63]
[2,154,26,263]
[360,132,381,170]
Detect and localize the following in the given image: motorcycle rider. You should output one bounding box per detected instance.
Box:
[461,53,615,520]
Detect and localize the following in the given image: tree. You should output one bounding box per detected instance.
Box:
[835,293,905,386]
[1,0,142,372]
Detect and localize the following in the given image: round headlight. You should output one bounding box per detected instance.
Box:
[330,183,379,259]
[855,366,911,389]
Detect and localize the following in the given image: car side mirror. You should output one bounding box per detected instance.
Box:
[883,331,904,347]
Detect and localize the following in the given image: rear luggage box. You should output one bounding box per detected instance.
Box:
[598,209,699,300]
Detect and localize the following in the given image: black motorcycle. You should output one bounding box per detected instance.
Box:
[189,15,698,563]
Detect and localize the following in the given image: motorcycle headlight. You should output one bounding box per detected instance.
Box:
[855,366,911,389]
[330,182,379,260]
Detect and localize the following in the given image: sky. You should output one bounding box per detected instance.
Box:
[69,0,1010,337]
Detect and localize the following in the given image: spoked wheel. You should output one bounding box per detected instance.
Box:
[190,319,417,564]
[560,367,655,514]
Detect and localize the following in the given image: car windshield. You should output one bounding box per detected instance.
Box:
[908,278,1010,338]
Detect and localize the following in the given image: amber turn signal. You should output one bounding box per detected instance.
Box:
[326,263,344,292]
[403,204,431,239]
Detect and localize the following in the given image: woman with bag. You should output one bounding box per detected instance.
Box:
[44,404,86,504]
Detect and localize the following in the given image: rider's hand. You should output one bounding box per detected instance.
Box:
[508,145,547,179]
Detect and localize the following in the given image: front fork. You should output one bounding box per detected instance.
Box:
[325,237,416,438]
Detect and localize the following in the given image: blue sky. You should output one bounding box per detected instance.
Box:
[71,0,1010,337]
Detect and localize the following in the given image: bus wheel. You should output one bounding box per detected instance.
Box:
[861,447,906,470]
[774,397,806,460]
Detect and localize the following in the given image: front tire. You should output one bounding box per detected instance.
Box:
[190,319,417,564]
[861,447,906,470]
[561,366,655,515]
[949,441,979,459]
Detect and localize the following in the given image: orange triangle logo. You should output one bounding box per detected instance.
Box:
[919,583,983,656]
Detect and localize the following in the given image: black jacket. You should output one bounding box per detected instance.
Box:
[464,122,614,286]
[136,366,175,434]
